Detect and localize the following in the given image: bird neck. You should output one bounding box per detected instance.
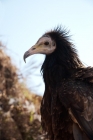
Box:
[41,52,83,88]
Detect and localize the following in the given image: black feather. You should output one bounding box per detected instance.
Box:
[40,27,93,140]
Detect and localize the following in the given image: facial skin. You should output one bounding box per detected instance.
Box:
[23,36,56,62]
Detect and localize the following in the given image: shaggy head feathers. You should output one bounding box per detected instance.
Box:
[41,27,83,73]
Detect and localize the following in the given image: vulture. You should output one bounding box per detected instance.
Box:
[24,27,93,140]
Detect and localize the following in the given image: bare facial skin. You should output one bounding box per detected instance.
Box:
[23,36,56,62]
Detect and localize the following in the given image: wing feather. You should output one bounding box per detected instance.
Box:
[71,107,93,140]
[59,74,93,140]
[73,67,93,83]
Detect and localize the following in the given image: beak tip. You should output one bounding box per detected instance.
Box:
[24,59,26,63]
[23,54,27,63]
[23,56,26,63]
[23,51,30,63]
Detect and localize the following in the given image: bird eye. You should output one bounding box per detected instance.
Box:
[44,42,49,45]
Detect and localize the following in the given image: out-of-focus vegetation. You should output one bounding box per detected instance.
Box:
[0,42,47,140]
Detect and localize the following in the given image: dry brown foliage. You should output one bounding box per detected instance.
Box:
[0,42,47,140]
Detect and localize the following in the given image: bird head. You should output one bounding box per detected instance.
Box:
[23,34,56,62]
[23,27,82,68]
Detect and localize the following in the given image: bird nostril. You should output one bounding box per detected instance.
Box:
[32,48,36,50]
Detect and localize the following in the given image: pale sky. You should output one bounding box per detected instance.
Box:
[0,0,93,95]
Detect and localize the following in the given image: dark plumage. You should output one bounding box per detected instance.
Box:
[24,27,93,140]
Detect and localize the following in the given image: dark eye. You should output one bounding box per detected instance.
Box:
[44,42,49,45]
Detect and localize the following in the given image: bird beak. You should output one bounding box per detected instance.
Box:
[23,44,42,62]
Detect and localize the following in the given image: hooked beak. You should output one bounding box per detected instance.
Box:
[23,37,56,62]
[23,44,42,62]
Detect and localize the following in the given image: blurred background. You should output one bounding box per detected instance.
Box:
[0,0,93,96]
